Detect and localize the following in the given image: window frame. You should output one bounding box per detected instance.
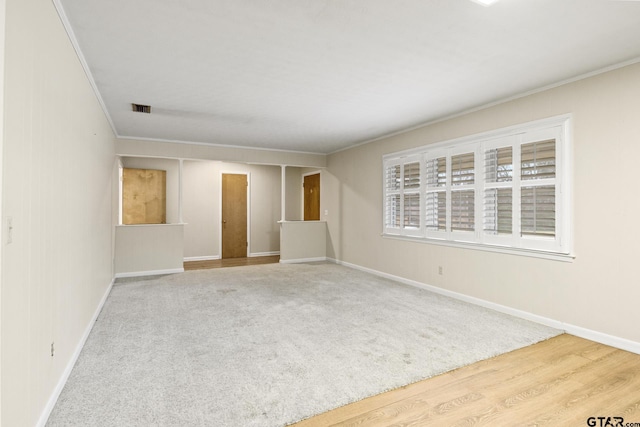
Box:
[382,115,573,260]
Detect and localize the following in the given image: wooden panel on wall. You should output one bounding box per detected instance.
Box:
[123,168,167,224]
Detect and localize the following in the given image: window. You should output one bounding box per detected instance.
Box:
[382,116,571,256]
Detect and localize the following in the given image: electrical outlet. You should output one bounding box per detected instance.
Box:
[51,342,55,357]
[438,266,443,275]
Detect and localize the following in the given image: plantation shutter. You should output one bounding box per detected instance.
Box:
[484,146,513,235]
[451,190,474,231]
[403,162,420,189]
[384,164,401,229]
[403,162,421,230]
[451,152,475,232]
[425,156,446,233]
[521,139,555,180]
[484,188,512,235]
[425,191,446,231]
[382,117,568,255]
[426,157,446,187]
[451,152,475,185]
[521,186,555,236]
[520,139,556,237]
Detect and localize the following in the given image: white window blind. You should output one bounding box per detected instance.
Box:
[484,188,512,235]
[382,116,571,256]
[451,190,475,231]
[404,162,420,189]
[425,191,446,231]
[404,193,420,228]
[383,157,422,236]
[425,155,446,234]
[483,144,513,238]
[384,164,401,229]
[451,152,475,186]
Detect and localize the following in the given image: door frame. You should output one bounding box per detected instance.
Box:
[302,170,322,220]
[219,171,251,258]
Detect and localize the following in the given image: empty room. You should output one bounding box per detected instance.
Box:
[2,0,640,426]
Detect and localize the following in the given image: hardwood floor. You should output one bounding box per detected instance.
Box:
[183,255,280,270]
[293,334,640,426]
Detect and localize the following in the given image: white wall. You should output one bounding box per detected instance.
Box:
[182,161,218,258]
[182,160,281,259]
[1,0,116,425]
[325,62,640,347]
[115,224,184,276]
[280,221,326,262]
[285,167,303,221]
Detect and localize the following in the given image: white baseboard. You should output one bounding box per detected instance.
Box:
[249,251,280,258]
[114,268,184,279]
[280,257,327,264]
[563,323,640,354]
[331,258,640,355]
[183,255,220,262]
[37,278,115,427]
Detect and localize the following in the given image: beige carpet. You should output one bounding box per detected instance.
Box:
[47,263,560,426]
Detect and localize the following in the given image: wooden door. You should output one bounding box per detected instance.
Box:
[222,173,248,259]
[303,173,320,221]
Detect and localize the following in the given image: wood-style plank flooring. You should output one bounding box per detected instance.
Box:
[293,334,640,426]
[183,255,280,270]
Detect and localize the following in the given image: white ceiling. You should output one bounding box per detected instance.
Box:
[56,0,640,154]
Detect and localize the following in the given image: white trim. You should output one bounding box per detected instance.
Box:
[562,324,640,355]
[117,135,327,157]
[280,165,286,222]
[329,258,640,355]
[51,0,118,137]
[178,159,184,223]
[115,223,186,228]
[114,268,184,279]
[36,278,114,427]
[183,255,220,262]
[0,0,5,420]
[117,158,123,225]
[248,251,280,258]
[219,171,250,258]
[381,234,575,262]
[115,153,326,169]
[280,257,327,264]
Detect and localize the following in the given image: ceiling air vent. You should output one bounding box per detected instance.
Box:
[131,103,151,114]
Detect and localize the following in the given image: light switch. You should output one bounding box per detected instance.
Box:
[324,210,329,216]
[6,217,13,244]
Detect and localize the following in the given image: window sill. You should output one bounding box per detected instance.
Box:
[381,233,575,262]
[117,223,187,227]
